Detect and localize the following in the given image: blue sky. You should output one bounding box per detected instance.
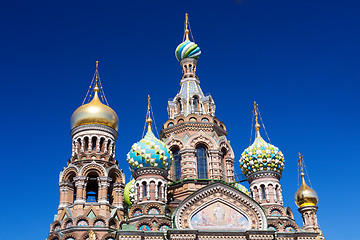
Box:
[0,1,359,239]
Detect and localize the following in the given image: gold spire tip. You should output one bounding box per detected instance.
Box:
[298,152,305,180]
[184,13,189,41]
[253,101,260,136]
[146,95,153,131]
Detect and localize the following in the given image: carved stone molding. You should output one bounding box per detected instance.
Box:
[71,124,118,139]
[247,171,281,183]
[132,168,168,179]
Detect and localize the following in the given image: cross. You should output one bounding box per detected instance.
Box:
[252,101,258,116]
[298,152,304,171]
[147,94,151,112]
[184,13,189,41]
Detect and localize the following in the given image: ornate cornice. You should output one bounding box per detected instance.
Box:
[71,124,118,139]
[247,171,282,183]
[132,167,168,179]
[161,122,227,138]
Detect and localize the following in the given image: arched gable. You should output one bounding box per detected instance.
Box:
[165,135,185,150]
[219,139,235,159]
[174,182,267,230]
[79,161,107,177]
[187,130,218,149]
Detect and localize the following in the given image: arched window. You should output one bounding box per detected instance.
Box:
[172,148,181,181]
[196,146,208,179]
[221,148,227,179]
[261,185,266,200]
[193,96,199,111]
[86,173,98,202]
[84,137,89,151]
[92,137,97,151]
[142,182,147,198]
[99,138,105,152]
[158,182,162,198]
[177,99,182,113]
[77,139,82,153]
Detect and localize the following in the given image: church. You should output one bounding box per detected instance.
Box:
[47,14,325,240]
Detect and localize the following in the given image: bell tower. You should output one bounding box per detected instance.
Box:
[161,14,235,206]
[295,154,324,238]
[48,62,125,240]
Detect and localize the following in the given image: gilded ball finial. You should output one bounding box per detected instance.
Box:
[94,84,99,92]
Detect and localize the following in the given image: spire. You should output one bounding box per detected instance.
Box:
[295,153,319,208]
[146,95,153,132]
[184,13,190,41]
[298,152,306,184]
[91,61,100,102]
[253,101,261,137]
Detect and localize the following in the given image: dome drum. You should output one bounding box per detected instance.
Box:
[132,167,168,179]
[70,124,118,139]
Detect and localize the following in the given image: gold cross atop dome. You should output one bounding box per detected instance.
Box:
[184,13,189,41]
[146,95,153,131]
[253,101,261,137]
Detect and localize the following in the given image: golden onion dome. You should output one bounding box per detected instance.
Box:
[295,172,319,208]
[70,85,119,131]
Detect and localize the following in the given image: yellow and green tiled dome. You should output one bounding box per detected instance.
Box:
[124,179,135,207]
[234,183,250,196]
[126,126,172,172]
[240,135,284,177]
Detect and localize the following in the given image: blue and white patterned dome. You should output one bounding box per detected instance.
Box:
[126,127,172,172]
[175,40,201,62]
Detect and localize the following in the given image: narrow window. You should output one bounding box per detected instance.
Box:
[92,137,97,151]
[143,182,147,198]
[221,148,227,179]
[177,99,182,113]
[193,96,199,111]
[261,185,266,200]
[99,138,105,152]
[84,137,89,151]
[196,146,208,179]
[173,148,181,181]
[86,174,98,202]
[158,182,162,198]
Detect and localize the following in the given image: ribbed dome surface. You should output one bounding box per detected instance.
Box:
[70,86,119,131]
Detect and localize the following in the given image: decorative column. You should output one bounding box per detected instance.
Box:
[209,150,222,180]
[74,176,86,204]
[98,177,111,204]
[58,182,74,208]
[180,149,196,179]
[112,182,124,209]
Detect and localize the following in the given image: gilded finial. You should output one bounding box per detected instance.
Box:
[253,101,261,137]
[298,152,305,178]
[95,61,99,82]
[184,13,189,41]
[146,95,153,132]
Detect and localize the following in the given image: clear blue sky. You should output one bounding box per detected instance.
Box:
[0,1,359,239]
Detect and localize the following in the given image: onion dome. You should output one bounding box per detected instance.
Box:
[239,102,284,177]
[71,84,119,131]
[175,40,201,62]
[126,100,172,172]
[234,183,250,196]
[124,179,135,207]
[295,156,319,208]
[175,13,201,62]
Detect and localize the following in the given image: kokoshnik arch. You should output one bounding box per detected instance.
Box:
[47,14,325,240]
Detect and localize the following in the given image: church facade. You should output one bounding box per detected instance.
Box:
[47,15,325,240]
